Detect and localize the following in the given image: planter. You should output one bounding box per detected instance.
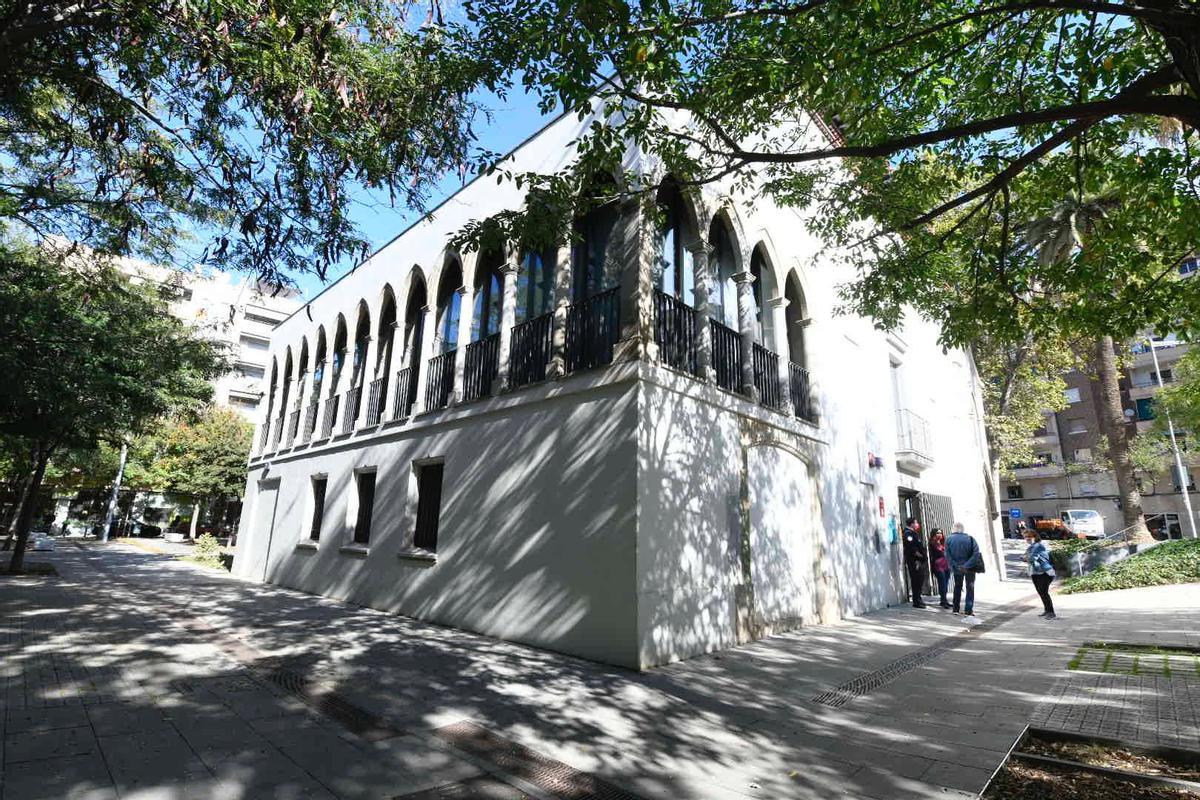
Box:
[1056,540,1164,577]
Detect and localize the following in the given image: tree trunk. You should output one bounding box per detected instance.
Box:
[1,468,35,551]
[8,444,50,573]
[1094,336,1151,542]
[188,500,201,540]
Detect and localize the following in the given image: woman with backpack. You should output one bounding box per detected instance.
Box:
[928,528,952,609]
[1023,527,1057,619]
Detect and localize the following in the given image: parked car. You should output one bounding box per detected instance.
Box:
[1060,509,1105,539]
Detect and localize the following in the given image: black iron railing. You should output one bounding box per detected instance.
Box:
[710,319,743,393]
[365,376,387,426]
[425,350,456,411]
[509,312,553,388]
[463,332,501,402]
[258,422,271,452]
[342,385,362,433]
[789,362,817,423]
[302,399,319,443]
[392,367,414,419]
[272,415,285,446]
[565,286,620,374]
[286,409,301,445]
[320,394,340,438]
[654,289,699,375]
[896,408,931,455]
[752,343,784,410]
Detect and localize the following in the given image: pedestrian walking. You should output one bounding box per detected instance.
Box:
[901,517,929,609]
[946,522,984,618]
[928,528,952,609]
[1023,527,1057,619]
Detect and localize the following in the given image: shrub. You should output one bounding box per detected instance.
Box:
[183,533,227,570]
[1059,540,1200,594]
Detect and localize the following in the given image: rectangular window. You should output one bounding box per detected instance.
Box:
[353,471,376,545]
[1041,483,1058,499]
[1066,418,1087,434]
[1006,485,1023,500]
[309,477,327,541]
[413,462,445,552]
[1064,387,1082,404]
[1136,398,1156,421]
[1173,471,1197,493]
[1079,482,1098,496]
[1073,448,1092,462]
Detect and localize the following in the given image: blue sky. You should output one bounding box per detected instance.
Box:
[292,86,555,302]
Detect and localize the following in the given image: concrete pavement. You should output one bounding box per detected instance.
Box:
[2,541,1197,799]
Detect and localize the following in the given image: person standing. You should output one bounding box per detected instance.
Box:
[901,517,929,609]
[928,528,952,609]
[946,522,983,618]
[1023,528,1057,619]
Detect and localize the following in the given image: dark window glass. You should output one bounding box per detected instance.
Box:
[353,472,376,545]
[413,462,444,551]
[1136,397,1156,421]
[309,477,327,541]
[1006,485,1023,500]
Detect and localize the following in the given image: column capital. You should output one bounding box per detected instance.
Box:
[499,262,520,277]
[767,295,789,310]
[733,270,756,286]
[455,285,469,296]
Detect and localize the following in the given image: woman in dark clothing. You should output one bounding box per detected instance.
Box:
[929,528,952,609]
[1023,527,1057,619]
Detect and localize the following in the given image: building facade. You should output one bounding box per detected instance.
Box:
[114,258,302,420]
[233,111,997,669]
[1000,328,1200,540]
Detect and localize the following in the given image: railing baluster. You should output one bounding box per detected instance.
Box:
[565,286,620,374]
[463,332,501,402]
[392,367,413,419]
[509,312,553,388]
[752,343,783,410]
[653,289,699,375]
[710,319,742,392]
[789,362,817,423]
[341,385,362,433]
[302,397,319,442]
[286,408,301,445]
[425,350,456,410]
[365,376,387,426]
[320,394,340,438]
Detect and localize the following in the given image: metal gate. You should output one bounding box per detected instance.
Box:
[897,491,955,598]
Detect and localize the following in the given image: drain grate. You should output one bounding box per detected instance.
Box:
[434,721,647,800]
[811,600,1031,708]
[253,662,404,742]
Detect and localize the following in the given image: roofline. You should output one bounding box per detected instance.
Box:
[281,104,575,328]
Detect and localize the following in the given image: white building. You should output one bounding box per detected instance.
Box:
[233,110,998,669]
[114,258,302,420]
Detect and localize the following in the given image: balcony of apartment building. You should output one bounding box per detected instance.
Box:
[250,177,820,461]
[1010,453,1065,480]
[894,408,933,473]
[1130,335,1190,369]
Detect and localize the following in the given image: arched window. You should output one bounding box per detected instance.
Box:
[296,340,310,400]
[709,217,739,328]
[572,177,621,301]
[655,180,695,306]
[264,360,278,426]
[517,245,555,322]
[312,328,327,397]
[279,351,294,419]
[351,306,370,387]
[750,248,778,346]
[331,317,348,392]
[784,271,808,368]
[472,251,504,340]
[377,290,398,378]
[403,276,428,371]
[437,258,464,352]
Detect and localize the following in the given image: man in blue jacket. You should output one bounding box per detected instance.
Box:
[945,522,983,617]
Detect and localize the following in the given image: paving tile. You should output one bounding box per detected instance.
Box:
[5,724,98,763]
[920,760,995,793]
[5,703,89,734]
[0,752,116,800]
[85,703,171,737]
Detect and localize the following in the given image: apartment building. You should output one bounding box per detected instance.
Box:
[1000,316,1200,540]
[233,108,997,669]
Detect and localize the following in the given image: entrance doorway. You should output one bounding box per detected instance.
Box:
[897,490,954,598]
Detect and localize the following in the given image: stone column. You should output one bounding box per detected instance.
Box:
[690,241,715,382]
[409,305,438,415]
[548,241,573,378]
[767,296,791,415]
[494,261,520,394]
[615,201,657,363]
[451,285,472,403]
[734,270,759,401]
[352,335,375,427]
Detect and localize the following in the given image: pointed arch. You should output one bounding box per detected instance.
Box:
[312,325,328,398]
[750,243,780,346]
[783,268,810,369]
[435,253,464,353]
[472,247,505,340]
[330,314,349,395]
[708,211,741,326]
[571,172,624,301]
[654,176,700,305]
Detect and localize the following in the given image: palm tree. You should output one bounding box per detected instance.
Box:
[1017,192,1151,541]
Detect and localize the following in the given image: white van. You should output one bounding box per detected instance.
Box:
[1061,509,1105,539]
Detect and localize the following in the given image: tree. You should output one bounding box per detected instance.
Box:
[0,237,225,571]
[448,1,1199,347]
[0,0,489,286]
[150,407,254,539]
[1158,348,1200,434]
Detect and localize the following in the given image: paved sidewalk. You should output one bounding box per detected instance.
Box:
[2,543,1198,800]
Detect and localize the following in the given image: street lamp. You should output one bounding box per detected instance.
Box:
[1146,334,1198,539]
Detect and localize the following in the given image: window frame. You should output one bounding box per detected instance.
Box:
[411,459,445,553]
[308,474,328,542]
[349,467,378,546]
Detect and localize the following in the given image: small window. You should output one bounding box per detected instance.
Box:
[1173,471,1197,493]
[1136,398,1156,421]
[1079,482,1098,496]
[309,477,327,541]
[413,462,445,552]
[1066,418,1086,434]
[1064,387,1081,404]
[353,471,376,545]
[1006,485,1023,500]
[1073,448,1092,463]
[1042,483,1058,499]
[1180,258,1199,276]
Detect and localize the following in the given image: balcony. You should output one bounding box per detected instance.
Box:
[463,332,501,402]
[895,408,933,473]
[565,287,620,374]
[653,290,699,375]
[425,350,456,411]
[509,313,552,389]
[752,343,784,410]
[710,319,742,393]
[365,376,387,426]
[1011,455,1064,479]
[392,367,415,420]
